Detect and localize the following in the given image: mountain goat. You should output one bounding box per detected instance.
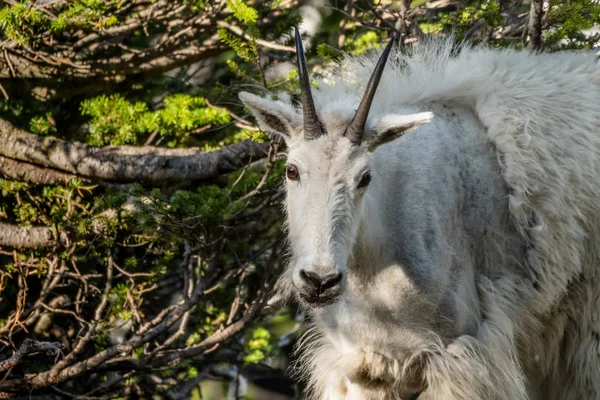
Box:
[239,29,600,400]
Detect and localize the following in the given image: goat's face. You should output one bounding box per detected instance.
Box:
[240,91,432,307]
[282,134,372,306]
[240,29,433,308]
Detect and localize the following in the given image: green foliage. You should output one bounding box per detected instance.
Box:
[219,29,259,62]
[80,93,230,146]
[109,283,130,318]
[0,179,28,197]
[317,43,344,61]
[545,0,600,49]
[51,0,118,32]
[0,3,49,45]
[29,113,56,136]
[80,94,151,145]
[227,0,258,26]
[94,332,110,353]
[243,326,273,364]
[439,0,504,38]
[475,0,503,26]
[186,0,208,12]
[344,31,385,54]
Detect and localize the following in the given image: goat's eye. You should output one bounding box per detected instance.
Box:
[286,164,299,181]
[358,171,372,188]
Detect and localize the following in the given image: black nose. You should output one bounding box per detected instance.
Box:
[299,270,343,295]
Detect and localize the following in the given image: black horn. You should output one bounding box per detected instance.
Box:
[295,26,323,140]
[345,32,397,145]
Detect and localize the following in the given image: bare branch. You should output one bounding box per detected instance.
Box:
[216,20,296,53]
[0,339,62,372]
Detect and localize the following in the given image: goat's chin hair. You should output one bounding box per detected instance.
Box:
[294,331,527,400]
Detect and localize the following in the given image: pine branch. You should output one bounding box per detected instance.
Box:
[0,34,226,100]
[216,20,296,53]
[0,0,299,100]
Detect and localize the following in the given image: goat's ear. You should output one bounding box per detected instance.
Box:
[239,92,298,140]
[366,112,434,151]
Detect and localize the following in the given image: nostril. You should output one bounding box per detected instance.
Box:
[321,272,343,291]
[299,270,321,290]
[299,270,343,293]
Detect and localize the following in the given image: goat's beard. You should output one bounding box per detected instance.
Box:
[294,321,428,400]
[297,334,526,400]
[345,350,426,398]
[296,311,527,400]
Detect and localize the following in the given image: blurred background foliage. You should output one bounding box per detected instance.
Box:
[0,0,597,399]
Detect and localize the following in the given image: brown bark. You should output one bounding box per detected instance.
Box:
[0,223,68,248]
[0,155,81,185]
[0,118,269,184]
[527,0,544,50]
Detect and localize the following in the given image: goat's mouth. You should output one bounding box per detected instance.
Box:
[296,289,340,307]
[293,281,343,308]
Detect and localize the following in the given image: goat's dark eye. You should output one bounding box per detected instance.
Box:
[286,164,299,181]
[358,171,371,188]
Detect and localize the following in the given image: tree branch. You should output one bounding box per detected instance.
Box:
[527,0,544,50]
[216,20,296,53]
[0,118,269,184]
[0,0,298,100]
[0,35,226,100]
[0,339,62,372]
[0,223,67,249]
[0,155,81,185]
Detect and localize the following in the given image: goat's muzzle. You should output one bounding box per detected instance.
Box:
[296,269,343,306]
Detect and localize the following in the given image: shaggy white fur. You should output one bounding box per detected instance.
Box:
[313,41,600,399]
[242,39,600,400]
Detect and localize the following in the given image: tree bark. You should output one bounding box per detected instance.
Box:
[0,223,67,248]
[0,339,62,372]
[0,118,269,184]
[0,155,81,185]
[527,0,544,50]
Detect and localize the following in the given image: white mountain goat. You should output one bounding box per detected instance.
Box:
[239,29,600,400]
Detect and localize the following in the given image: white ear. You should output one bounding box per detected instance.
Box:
[239,92,299,140]
[366,112,434,151]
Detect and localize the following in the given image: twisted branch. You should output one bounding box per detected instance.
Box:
[0,339,62,372]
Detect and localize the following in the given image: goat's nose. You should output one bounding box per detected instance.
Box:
[299,270,343,294]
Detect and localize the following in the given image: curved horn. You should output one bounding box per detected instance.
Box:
[345,33,397,145]
[295,26,323,140]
